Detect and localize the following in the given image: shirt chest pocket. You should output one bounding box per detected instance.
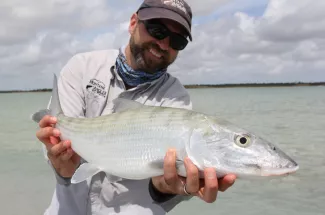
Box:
[84,90,108,118]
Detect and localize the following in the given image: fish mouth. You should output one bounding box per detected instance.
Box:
[260,165,299,177]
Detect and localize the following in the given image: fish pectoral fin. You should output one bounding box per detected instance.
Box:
[186,129,209,170]
[149,159,184,169]
[176,159,185,171]
[149,159,186,177]
[71,163,102,184]
[175,159,187,177]
[112,98,146,113]
[148,159,165,169]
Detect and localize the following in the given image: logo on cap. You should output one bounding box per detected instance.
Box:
[162,0,187,14]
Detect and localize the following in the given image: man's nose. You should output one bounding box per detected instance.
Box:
[156,37,170,51]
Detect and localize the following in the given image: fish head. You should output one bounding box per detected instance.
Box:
[188,118,299,178]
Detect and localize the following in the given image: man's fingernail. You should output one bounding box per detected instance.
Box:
[53,129,60,136]
[167,149,174,157]
[64,141,70,148]
[184,157,192,165]
[51,117,57,122]
[67,148,73,155]
[229,176,236,184]
[207,169,216,179]
[184,157,189,164]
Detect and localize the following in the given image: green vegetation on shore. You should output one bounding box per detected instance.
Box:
[0,82,324,93]
[0,88,52,93]
[184,82,325,89]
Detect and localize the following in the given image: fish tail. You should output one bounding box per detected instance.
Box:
[31,74,63,123]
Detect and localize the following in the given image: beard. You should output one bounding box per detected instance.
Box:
[129,36,175,74]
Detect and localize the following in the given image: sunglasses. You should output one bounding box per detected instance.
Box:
[140,19,189,51]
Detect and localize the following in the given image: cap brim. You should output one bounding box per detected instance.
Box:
[138,8,192,41]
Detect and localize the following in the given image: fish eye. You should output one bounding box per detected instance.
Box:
[235,134,251,147]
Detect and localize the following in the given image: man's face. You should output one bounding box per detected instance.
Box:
[129,14,187,73]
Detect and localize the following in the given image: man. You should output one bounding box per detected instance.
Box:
[36,0,236,214]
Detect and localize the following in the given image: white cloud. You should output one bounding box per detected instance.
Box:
[0,0,324,90]
[186,0,231,15]
[171,0,325,84]
[258,1,325,42]
[0,0,132,90]
[0,0,117,45]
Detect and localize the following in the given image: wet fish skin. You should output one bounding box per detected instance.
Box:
[31,74,299,183]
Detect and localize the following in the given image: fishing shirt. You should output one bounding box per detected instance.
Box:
[42,48,193,215]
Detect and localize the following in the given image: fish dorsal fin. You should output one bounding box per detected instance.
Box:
[50,74,63,116]
[71,163,103,184]
[112,98,145,113]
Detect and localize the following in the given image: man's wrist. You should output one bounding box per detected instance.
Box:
[148,178,176,203]
[47,160,71,185]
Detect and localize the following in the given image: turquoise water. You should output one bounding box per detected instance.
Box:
[0,87,324,215]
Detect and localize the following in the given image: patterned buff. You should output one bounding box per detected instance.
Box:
[115,47,167,87]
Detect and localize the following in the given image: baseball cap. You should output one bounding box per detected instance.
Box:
[137,0,193,41]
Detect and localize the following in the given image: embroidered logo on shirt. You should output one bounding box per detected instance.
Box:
[86,79,107,98]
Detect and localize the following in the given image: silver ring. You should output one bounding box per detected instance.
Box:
[183,183,191,196]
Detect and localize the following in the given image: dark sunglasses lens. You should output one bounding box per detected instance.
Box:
[143,20,188,50]
[146,24,168,40]
[170,34,188,50]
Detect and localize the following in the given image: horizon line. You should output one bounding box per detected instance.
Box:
[1,81,325,93]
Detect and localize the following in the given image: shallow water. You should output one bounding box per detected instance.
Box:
[0,87,324,215]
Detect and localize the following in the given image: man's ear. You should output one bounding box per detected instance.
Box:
[129,13,138,34]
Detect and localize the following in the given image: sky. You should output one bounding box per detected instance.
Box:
[1,0,325,90]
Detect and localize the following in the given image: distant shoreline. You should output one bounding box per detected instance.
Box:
[0,82,324,93]
[184,82,325,89]
[0,89,52,94]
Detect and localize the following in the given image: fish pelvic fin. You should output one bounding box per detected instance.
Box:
[30,74,63,123]
[71,163,103,184]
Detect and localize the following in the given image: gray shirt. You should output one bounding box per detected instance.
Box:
[43,49,193,215]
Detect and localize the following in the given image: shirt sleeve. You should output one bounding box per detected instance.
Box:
[159,76,193,110]
[57,55,86,118]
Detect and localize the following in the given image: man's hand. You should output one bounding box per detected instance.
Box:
[36,115,80,178]
[151,149,236,203]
